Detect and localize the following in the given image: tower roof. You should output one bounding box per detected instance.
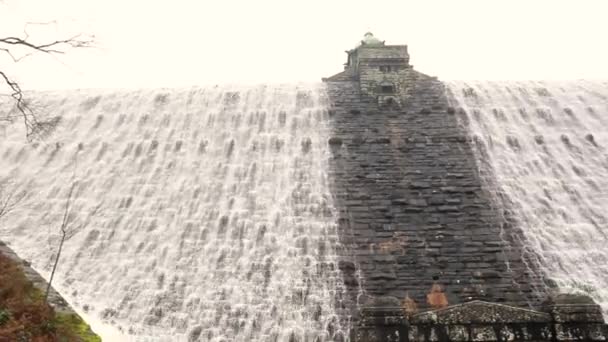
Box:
[360,32,384,47]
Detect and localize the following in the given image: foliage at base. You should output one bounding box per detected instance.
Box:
[54,313,101,342]
[0,253,101,341]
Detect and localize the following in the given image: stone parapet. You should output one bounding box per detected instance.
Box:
[355,299,608,341]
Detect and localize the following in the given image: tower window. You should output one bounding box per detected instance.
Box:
[381,85,395,93]
[379,65,400,72]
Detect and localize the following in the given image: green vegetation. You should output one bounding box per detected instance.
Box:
[0,252,101,341]
[54,313,101,342]
[0,308,11,326]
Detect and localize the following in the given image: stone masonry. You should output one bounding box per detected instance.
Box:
[357,296,608,341]
[325,47,545,310]
[323,34,608,340]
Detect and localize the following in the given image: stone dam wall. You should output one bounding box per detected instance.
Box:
[324,70,608,341]
[326,70,544,309]
[0,241,74,315]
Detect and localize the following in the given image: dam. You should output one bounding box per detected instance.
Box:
[0,33,607,341]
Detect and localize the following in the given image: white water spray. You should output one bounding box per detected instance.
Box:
[0,84,349,341]
[447,80,608,317]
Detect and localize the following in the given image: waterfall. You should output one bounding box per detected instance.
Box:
[446,80,608,317]
[0,85,350,341]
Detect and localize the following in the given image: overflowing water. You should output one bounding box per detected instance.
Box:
[0,85,350,341]
[447,80,608,316]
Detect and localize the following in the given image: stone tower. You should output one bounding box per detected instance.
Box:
[323,32,412,106]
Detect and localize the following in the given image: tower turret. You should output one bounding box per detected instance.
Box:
[324,32,412,107]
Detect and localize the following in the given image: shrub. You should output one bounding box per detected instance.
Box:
[0,308,11,326]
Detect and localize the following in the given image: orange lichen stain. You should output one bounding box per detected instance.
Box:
[401,293,418,316]
[426,283,449,309]
[369,232,407,255]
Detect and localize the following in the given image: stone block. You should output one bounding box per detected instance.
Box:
[471,326,495,341]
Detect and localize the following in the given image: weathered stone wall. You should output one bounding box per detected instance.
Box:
[356,46,410,100]
[325,68,547,315]
[358,46,410,60]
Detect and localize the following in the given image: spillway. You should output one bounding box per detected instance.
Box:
[446,80,608,318]
[0,85,350,341]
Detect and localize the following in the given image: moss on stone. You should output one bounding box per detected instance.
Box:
[54,312,101,342]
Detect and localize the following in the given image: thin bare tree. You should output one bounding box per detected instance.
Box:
[44,180,82,302]
[43,150,95,302]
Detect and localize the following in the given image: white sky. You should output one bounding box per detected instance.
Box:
[2,0,608,90]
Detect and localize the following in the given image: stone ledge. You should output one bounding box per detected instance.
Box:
[411,301,552,324]
[0,241,73,314]
[355,298,608,341]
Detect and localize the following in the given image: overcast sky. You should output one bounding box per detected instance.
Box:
[2,0,608,90]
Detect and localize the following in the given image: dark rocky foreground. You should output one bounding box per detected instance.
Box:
[324,69,608,340]
[0,241,100,341]
[0,242,72,314]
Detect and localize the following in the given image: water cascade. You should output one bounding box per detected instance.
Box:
[447,80,608,317]
[0,85,350,341]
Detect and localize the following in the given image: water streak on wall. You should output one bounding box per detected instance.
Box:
[447,80,608,318]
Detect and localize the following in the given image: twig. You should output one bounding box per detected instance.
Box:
[0,183,26,220]
[0,24,94,141]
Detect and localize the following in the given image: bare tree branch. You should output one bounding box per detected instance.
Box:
[0,34,94,57]
[0,70,59,141]
[0,182,26,220]
[1,22,94,141]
